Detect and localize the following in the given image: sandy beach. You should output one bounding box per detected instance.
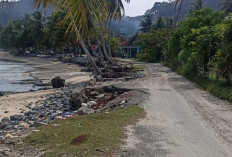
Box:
[0,51,91,120]
[0,51,90,84]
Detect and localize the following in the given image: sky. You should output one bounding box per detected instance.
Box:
[123,0,166,17]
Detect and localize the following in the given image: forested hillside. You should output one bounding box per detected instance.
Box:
[145,0,221,20]
[0,0,39,24]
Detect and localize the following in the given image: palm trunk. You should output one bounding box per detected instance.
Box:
[96,36,103,58]
[71,17,102,75]
[107,16,113,59]
[101,30,112,63]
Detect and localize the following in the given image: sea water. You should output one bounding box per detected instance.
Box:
[0,60,38,92]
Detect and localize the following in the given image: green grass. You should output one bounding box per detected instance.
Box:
[22,105,145,157]
[191,75,232,103]
[128,64,145,72]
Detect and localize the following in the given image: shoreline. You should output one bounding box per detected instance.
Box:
[0,58,26,63]
[0,51,91,84]
[0,51,92,120]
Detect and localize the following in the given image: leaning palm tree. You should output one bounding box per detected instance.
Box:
[221,0,232,14]
[35,0,103,75]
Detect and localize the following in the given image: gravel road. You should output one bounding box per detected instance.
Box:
[121,63,232,157]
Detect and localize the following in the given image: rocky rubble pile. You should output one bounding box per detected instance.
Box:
[0,82,143,144]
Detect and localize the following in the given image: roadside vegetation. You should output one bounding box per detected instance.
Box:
[136,0,232,103]
[22,105,145,156]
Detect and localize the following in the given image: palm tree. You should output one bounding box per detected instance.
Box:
[140,14,153,33]
[29,11,45,51]
[188,0,204,14]
[34,0,103,75]
[34,0,130,73]
[106,0,130,59]
[175,0,184,21]
[221,0,232,14]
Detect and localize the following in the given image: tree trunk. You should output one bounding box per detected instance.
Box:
[96,36,103,59]
[70,17,102,75]
[101,30,112,63]
[227,70,232,86]
[107,16,113,59]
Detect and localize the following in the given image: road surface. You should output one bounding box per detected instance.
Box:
[121,64,232,157]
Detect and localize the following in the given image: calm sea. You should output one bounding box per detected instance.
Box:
[0,60,38,92]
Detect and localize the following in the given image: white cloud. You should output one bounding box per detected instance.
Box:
[123,0,166,17]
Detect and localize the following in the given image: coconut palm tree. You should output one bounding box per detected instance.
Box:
[29,11,45,51]
[106,0,130,59]
[139,14,153,32]
[175,0,184,21]
[188,0,204,14]
[221,0,232,14]
[34,0,103,75]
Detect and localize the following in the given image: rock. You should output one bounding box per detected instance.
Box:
[70,90,88,110]
[39,114,46,118]
[0,136,4,142]
[0,92,4,96]
[120,100,126,105]
[88,91,99,97]
[77,106,95,115]
[1,117,10,123]
[101,72,124,78]
[81,103,87,107]
[96,94,105,99]
[87,101,97,107]
[4,125,14,131]
[27,121,34,126]
[51,76,65,88]
[95,75,103,82]
[0,123,9,130]
[72,57,90,65]
[10,115,24,121]
[31,121,45,127]
[5,134,14,139]
[89,78,96,86]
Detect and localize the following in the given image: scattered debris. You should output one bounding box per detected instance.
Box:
[71,134,90,145]
[96,148,106,153]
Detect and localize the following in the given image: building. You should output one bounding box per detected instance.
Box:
[120,31,142,58]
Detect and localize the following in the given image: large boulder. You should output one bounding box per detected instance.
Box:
[51,77,65,88]
[70,90,88,110]
[77,106,95,115]
[0,92,4,96]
